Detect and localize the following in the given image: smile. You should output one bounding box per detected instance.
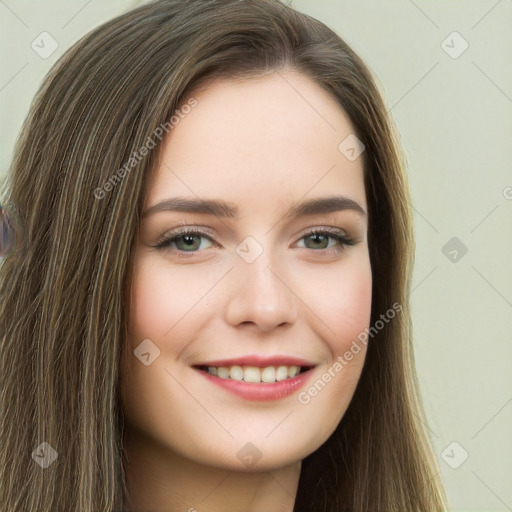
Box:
[198,364,305,383]
[192,355,316,401]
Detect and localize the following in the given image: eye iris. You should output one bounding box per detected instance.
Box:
[307,233,329,249]
[176,234,201,251]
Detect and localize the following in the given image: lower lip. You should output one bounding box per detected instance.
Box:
[196,369,313,401]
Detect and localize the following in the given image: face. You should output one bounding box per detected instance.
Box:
[120,69,372,472]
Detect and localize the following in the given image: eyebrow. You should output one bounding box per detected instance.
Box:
[142,195,367,219]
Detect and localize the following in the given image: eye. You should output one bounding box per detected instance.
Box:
[154,228,215,253]
[153,226,355,256]
[296,228,355,253]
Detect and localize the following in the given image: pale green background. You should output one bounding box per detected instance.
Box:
[1,1,511,511]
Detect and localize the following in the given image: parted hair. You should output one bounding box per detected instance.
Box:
[0,1,447,510]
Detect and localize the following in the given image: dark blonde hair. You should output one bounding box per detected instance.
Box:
[0,0,447,510]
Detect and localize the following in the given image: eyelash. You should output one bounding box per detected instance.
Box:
[153,226,355,257]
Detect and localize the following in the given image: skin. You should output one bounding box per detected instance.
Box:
[120,68,372,512]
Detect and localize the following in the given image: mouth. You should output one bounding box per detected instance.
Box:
[193,364,313,383]
[191,356,316,401]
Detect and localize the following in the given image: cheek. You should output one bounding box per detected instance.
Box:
[332,266,372,354]
[296,258,371,434]
[129,268,163,342]
[302,254,372,355]
[121,256,195,428]
[127,256,201,348]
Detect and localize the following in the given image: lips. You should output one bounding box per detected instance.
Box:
[192,355,316,401]
[192,355,315,368]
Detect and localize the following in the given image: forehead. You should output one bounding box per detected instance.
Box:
[146,70,366,213]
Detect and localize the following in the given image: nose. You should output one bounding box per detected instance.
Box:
[224,247,299,332]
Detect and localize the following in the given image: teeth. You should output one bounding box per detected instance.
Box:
[243,366,261,383]
[217,367,230,379]
[229,365,243,381]
[288,366,300,378]
[260,366,275,383]
[206,365,302,383]
[276,366,288,381]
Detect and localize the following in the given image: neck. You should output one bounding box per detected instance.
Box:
[123,426,301,512]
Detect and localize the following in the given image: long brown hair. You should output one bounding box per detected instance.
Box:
[0,0,447,510]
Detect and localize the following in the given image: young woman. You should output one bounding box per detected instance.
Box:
[0,0,447,510]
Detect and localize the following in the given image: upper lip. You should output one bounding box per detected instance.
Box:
[192,355,316,368]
